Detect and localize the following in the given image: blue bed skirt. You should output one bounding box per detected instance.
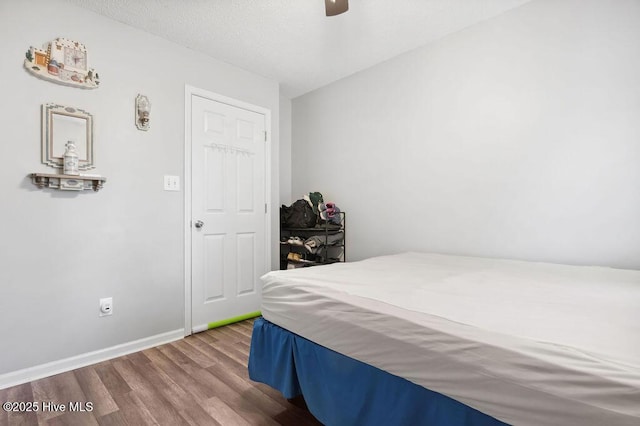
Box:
[248,317,507,426]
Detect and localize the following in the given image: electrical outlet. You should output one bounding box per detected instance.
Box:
[99,297,113,317]
[164,175,180,191]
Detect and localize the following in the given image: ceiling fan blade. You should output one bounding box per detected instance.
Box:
[325,0,349,16]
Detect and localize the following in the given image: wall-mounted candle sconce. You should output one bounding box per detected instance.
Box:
[135,94,151,131]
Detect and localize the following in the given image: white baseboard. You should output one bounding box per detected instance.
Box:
[0,328,185,390]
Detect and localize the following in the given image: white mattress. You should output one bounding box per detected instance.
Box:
[260,252,640,426]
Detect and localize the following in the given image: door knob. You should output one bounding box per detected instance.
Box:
[194,220,204,229]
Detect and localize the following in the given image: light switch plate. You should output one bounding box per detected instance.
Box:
[164,175,180,191]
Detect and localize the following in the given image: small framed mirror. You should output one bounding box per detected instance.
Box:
[41,103,94,171]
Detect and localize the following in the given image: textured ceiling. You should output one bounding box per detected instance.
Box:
[62,0,532,98]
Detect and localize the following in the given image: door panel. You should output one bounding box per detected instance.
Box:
[203,234,225,301]
[236,233,256,295]
[205,147,225,211]
[237,155,254,211]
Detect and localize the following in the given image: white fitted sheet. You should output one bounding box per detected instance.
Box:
[260,252,640,426]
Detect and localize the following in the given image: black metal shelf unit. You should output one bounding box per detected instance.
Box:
[280,211,346,270]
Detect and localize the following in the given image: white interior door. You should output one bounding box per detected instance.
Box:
[190,93,267,333]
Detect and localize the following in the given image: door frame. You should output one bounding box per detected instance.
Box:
[184,84,272,336]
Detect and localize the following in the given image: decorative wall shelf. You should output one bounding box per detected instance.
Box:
[24,38,100,89]
[29,173,106,192]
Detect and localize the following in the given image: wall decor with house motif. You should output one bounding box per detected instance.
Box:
[24,38,100,89]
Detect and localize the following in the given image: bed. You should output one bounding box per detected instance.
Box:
[248,252,640,425]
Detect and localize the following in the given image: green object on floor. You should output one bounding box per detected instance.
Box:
[207,311,261,329]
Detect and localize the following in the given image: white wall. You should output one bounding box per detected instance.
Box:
[279,95,293,205]
[0,0,280,377]
[292,0,640,270]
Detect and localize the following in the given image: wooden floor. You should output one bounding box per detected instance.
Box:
[0,319,322,426]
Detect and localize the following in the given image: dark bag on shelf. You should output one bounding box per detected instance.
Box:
[281,199,317,228]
